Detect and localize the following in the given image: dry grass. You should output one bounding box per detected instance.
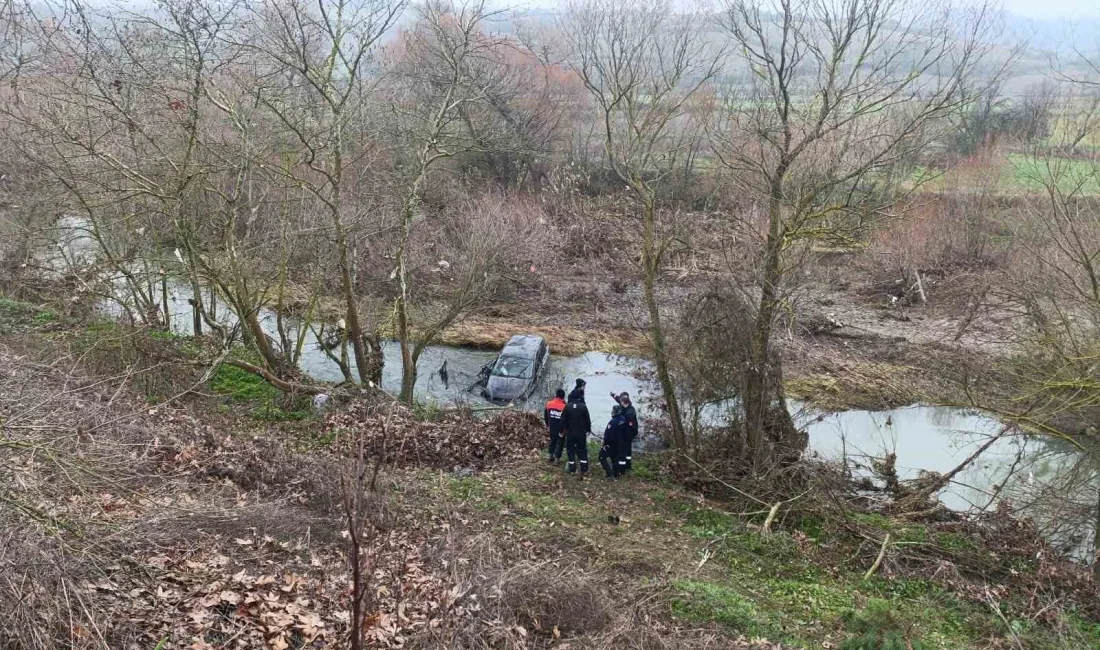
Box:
[0,331,758,650]
[440,317,649,357]
[0,340,347,649]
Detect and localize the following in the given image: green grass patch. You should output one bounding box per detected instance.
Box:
[894,525,928,544]
[935,532,977,552]
[839,599,928,650]
[630,454,660,480]
[1004,154,1100,195]
[209,361,311,422]
[672,580,762,632]
[211,363,281,401]
[411,400,448,422]
[850,512,892,529]
[794,514,826,539]
[768,579,855,616]
[446,476,487,501]
[0,296,50,333]
[683,508,737,539]
[251,398,312,422]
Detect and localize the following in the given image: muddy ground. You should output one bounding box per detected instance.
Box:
[442,253,1012,411]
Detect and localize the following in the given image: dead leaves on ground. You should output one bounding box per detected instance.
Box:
[85,530,459,649]
[325,404,544,470]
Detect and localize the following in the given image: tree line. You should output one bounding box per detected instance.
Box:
[2,0,1100,477]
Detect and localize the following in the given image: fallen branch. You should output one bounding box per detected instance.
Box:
[864,533,891,580]
[902,423,1014,507]
[225,358,330,395]
[762,502,782,535]
[912,269,927,303]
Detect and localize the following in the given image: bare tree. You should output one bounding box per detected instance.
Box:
[387,0,515,402]
[713,0,1003,467]
[986,77,1100,573]
[241,0,405,385]
[549,0,724,448]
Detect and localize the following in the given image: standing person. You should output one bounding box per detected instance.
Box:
[569,377,587,402]
[609,391,639,472]
[599,405,628,478]
[544,388,567,463]
[560,379,591,476]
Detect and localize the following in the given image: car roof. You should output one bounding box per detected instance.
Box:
[501,334,545,359]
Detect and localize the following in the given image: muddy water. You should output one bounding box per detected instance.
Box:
[143,276,1066,515]
[49,218,1084,526]
[797,406,1038,511]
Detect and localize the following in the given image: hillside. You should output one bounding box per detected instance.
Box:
[2,298,1098,650]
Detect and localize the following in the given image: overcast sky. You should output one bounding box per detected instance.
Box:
[507,0,1100,20]
[1000,0,1100,19]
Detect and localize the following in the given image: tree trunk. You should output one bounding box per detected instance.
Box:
[244,309,282,374]
[1093,476,1100,581]
[743,180,787,468]
[362,334,384,387]
[189,265,203,337]
[397,312,416,403]
[641,195,685,448]
[395,260,416,401]
[160,272,170,331]
[395,173,427,404]
[337,243,366,385]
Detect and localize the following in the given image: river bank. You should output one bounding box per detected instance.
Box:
[2,298,1098,650]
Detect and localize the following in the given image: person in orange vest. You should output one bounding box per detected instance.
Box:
[544,388,567,463]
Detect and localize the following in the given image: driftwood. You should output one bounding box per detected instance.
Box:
[894,424,1013,514]
[762,502,782,535]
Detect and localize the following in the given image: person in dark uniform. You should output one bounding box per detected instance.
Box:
[609,391,639,471]
[619,392,638,471]
[560,379,591,476]
[544,388,567,463]
[599,405,628,478]
[568,377,586,402]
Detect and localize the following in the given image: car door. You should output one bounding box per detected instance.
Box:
[536,340,548,378]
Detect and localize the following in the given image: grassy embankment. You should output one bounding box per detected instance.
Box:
[420,458,1100,649]
[1,294,1098,649]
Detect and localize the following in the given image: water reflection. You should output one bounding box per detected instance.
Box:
[47,217,1090,543]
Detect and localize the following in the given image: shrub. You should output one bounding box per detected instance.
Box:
[840,599,926,650]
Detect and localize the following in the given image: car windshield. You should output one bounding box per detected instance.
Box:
[491,355,532,379]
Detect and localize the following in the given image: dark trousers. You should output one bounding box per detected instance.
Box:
[548,431,564,460]
[599,442,626,477]
[565,435,588,473]
[623,437,634,471]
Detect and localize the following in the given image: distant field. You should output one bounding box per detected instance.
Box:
[1048,114,1100,150]
[1004,153,1100,195]
[911,153,1100,196]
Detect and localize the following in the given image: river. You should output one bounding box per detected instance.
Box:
[45,216,1095,556]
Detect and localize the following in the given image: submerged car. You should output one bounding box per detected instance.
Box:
[481,334,549,402]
